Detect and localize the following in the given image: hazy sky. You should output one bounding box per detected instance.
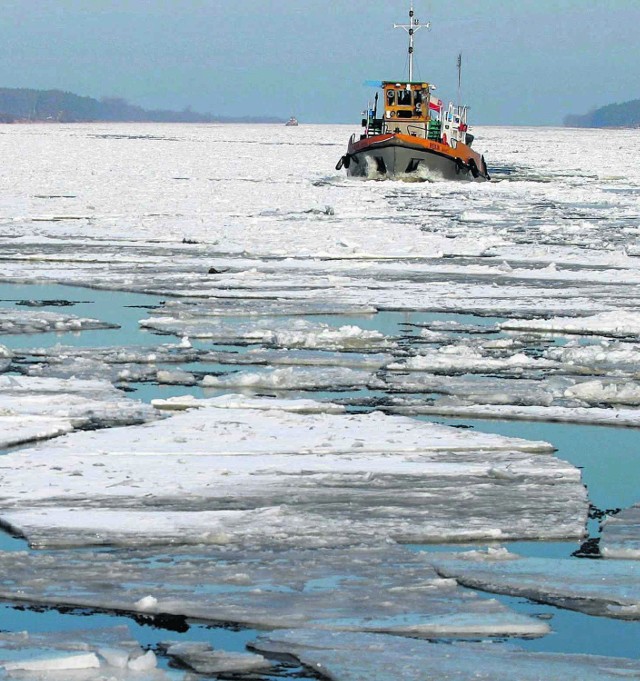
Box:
[1,0,638,125]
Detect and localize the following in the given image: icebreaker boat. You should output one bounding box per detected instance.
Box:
[336,3,490,181]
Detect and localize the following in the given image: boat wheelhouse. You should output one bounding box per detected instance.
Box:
[336,5,489,181]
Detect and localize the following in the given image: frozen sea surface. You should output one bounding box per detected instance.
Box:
[1,123,640,674]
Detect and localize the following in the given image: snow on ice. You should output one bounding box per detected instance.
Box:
[0,396,587,548]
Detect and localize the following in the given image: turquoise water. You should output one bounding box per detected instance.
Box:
[1,282,639,665]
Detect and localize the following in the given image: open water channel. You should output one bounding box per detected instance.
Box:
[0,281,638,674]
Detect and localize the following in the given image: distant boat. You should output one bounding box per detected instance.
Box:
[336,3,489,181]
[285,117,299,127]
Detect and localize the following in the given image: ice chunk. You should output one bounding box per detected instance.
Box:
[128,649,157,671]
[431,549,640,619]
[252,628,640,681]
[2,651,100,671]
[97,646,130,669]
[0,345,11,373]
[601,504,640,560]
[134,595,159,611]
[0,626,177,679]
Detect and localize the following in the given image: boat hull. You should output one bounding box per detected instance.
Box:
[342,134,489,181]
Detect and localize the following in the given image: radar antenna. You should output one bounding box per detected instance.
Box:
[394,3,431,82]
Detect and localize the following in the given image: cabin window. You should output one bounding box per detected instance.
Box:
[415,91,423,104]
[386,90,396,105]
[397,90,412,106]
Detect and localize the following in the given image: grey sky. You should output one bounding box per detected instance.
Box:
[0,0,638,125]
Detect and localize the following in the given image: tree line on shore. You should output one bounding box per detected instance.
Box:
[0,88,282,123]
[564,99,640,128]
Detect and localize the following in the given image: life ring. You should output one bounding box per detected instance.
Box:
[441,133,448,145]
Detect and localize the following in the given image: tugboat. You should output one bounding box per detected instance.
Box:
[336,4,489,181]
[285,116,299,127]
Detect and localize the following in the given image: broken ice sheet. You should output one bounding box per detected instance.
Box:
[0,396,588,547]
[251,628,640,681]
[17,343,200,384]
[139,315,395,350]
[601,504,640,560]
[0,308,118,335]
[388,401,640,428]
[200,366,381,392]
[155,297,376,317]
[431,548,640,620]
[162,641,272,675]
[0,375,158,448]
[0,626,182,679]
[501,311,640,339]
[0,545,550,638]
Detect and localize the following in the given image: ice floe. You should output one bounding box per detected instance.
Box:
[200,366,380,392]
[389,402,640,427]
[162,641,272,675]
[0,545,550,638]
[0,375,157,448]
[0,396,587,548]
[252,628,640,681]
[502,311,640,339]
[0,626,181,679]
[0,309,118,335]
[431,548,640,619]
[140,315,393,350]
[601,504,640,560]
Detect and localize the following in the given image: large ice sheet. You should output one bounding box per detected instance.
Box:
[0,375,158,448]
[0,396,588,547]
[252,628,640,681]
[431,548,640,619]
[601,504,640,560]
[0,545,550,638]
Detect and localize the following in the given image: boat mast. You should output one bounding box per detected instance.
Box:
[394,3,430,82]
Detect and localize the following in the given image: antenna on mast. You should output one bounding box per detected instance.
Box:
[394,3,430,82]
[457,52,462,104]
